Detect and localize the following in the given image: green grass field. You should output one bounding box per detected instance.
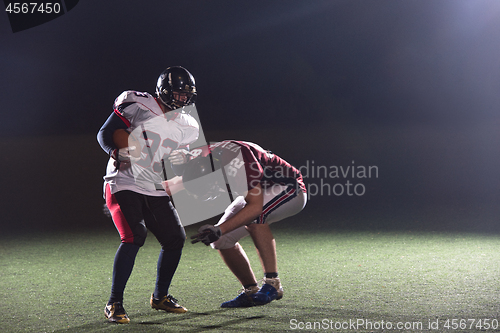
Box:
[1,223,500,333]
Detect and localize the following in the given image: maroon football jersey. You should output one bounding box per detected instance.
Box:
[189,140,306,195]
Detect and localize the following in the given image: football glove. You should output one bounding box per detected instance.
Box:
[168,149,190,165]
[191,225,222,245]
[111,147,139,162]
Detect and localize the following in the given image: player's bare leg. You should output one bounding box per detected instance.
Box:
[218,243,257,286]
[246,223,277,273]
[218,243,259,308]
[246,223,283,305]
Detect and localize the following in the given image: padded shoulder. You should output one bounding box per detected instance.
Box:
[113,91,160,119]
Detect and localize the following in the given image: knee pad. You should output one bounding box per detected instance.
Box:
[164,235,185,251]
[131,223,147,247]
[158,227,186,251]
[132,237,146,247]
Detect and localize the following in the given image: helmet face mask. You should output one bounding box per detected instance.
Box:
[182,154,225,201]
[156,66,197,110]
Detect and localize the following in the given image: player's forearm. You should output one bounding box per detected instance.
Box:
[218,184,264,234]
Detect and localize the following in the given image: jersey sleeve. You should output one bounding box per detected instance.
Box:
[113,91,157,126]
[98,90,155,158]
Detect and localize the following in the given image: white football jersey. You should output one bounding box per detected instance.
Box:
[104,90,199,196]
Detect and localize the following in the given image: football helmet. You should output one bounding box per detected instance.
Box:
[182,151,224,201]
[156,66,197,110]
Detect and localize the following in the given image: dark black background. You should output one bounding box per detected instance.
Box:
[1,0,499,234]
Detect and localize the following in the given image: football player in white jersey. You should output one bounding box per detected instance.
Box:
[97,66,199,324]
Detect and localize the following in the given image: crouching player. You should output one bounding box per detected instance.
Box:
[172,140,307,307]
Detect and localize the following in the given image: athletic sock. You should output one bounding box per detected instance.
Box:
[108,243,140,304]
[265,272,278,279]
[153,248,182,299]
[243,283,258,289]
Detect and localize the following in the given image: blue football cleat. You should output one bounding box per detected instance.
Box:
[221,286,259,308]
[251,278,284,305]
